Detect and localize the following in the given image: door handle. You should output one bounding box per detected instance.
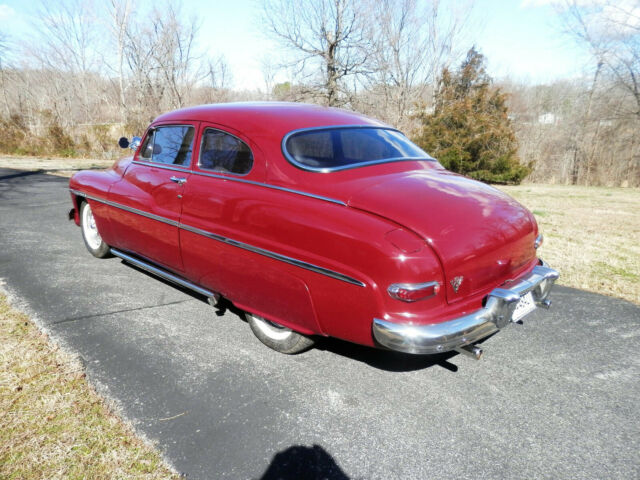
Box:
[170,176,187,185]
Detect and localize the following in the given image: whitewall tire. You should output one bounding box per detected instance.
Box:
[80,201,111,258]
[246,312,315,354]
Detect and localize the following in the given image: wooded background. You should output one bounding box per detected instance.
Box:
[0,0,638,186]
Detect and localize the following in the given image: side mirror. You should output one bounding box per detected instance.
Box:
[129,136,141,151]
[118,136,142,151]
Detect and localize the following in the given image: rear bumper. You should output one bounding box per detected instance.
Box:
[372,263,559,354]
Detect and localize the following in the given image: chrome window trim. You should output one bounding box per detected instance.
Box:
[197,127,253,177]
[139,124,196,168]
[132,160,191,173]
[69,189,362,287]
[190,170,346,206]
[281,124,435,173]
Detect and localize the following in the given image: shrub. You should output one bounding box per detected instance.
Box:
[414,48,530,185]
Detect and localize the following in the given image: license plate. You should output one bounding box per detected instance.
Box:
[512,292,536,322]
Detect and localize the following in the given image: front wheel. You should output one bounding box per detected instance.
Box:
[246,313,315,354]
[80,201,111,258]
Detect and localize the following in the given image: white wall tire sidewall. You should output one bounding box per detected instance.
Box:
[251,315,293,341]
[81,202,103,251]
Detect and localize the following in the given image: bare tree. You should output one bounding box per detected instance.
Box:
[114,2,203,127]
[560,0,640,118]
[261,55,278,99]
[363,0,474,129]
[200,54,231,103]
[107,0,133,123]
[261,0,371,106]
[148,4,201,109]
[555,0,640,185]
[28,0,103,124]
[0,32,11,117]
[206,55,230,92]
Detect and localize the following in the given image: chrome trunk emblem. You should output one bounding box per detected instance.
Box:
[450,276,464,293]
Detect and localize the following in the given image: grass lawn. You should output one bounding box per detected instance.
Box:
[500,184,640,305]
[0,294,179,480]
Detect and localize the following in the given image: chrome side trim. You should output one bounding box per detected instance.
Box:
[110,248,215,298]
[281,125,435,173]
[69,189,362,287]
[372,265,559,355]
[180,223,365,287]
[190,170,346,206]
[69,189,179,227]
[130,160,346,206]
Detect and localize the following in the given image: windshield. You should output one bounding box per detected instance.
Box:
[283,127,434,172]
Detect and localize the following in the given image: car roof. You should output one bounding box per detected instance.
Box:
[153,102,388,137]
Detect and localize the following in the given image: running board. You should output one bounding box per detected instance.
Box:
[110,248,220,304]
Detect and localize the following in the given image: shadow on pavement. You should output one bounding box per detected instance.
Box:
[118,257,462,373]
[0,169,46,181]
[316,336,460,372]
[258,444,350,480]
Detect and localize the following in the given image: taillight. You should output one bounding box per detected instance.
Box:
[534,234,543,249]
[388,281,440,302]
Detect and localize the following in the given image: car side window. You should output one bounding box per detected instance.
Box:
[138,125,195,167]
[199,129,253,175]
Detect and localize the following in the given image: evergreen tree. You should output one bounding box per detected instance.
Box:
[414,48,530,184]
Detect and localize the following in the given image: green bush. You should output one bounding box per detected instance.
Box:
[414,48,530,185]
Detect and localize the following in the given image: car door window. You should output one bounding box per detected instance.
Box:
[139,125,195,167]
[199,129,253,175]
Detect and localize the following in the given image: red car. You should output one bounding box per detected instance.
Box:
[68,102,558,358]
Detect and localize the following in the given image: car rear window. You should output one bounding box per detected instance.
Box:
[139,125,195,167]
[199,129,253,175]
[284,127,433,171]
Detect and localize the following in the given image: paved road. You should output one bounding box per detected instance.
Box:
[1,167,639,479]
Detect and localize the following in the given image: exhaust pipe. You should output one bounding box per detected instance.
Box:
[455,344,483,360]
[207,293,221,307]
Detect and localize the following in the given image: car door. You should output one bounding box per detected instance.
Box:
[179,125,321,334]
[107,123,198,273]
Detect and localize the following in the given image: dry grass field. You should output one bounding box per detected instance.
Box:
[500,184,640,305]
[0,294,179,480]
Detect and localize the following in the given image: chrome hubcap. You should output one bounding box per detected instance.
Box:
[82,204,103,250]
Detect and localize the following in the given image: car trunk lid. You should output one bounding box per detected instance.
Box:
[347,170,538,303]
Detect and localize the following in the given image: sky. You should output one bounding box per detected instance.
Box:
[0,0,593,90]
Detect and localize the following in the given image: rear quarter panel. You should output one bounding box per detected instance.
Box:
[180,174,445,346]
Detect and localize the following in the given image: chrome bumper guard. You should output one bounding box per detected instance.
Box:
[372,264,559,355]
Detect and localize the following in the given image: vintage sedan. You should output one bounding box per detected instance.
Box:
[68,102,558,358]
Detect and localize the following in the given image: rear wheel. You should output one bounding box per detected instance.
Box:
[246,312,315,354]
[80,201,111,258]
